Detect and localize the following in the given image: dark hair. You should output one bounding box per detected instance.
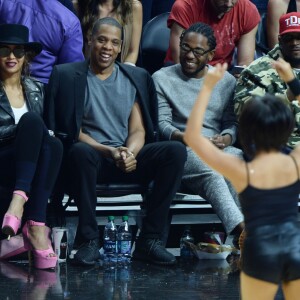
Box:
[91,17,123,36]
[239,94,295,158]
[180,22,217,50]
[79,0,132,42]
[21,53,30,76]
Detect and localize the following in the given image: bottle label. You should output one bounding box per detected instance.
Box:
[118,241,131,255]
[104,240,117,254]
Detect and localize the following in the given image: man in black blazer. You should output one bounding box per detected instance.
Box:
[45,17,186,266]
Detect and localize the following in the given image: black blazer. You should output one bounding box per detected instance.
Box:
[44,61,158,147]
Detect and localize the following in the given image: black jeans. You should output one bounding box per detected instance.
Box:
[0,112,63,224]
[67,141,187,242]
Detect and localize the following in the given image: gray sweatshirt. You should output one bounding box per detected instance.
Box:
[152,64,238,144]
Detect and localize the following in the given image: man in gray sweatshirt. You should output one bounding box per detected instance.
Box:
[153,22,244,241]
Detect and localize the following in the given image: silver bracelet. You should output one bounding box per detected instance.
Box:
[48,130,55,137]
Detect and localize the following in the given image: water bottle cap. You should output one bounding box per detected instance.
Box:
[122,216,129,221]
[108,216,115,221]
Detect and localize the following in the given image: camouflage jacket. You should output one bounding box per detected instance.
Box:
[234,45,300,148]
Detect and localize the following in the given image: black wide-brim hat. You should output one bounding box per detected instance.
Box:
[0,24,42,57]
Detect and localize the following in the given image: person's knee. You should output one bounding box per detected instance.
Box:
[17,112,45,140]
[19,111,43,128]
[165,141,187,163]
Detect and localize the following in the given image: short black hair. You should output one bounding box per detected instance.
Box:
[239,94,295,158]
[91,17,123,37]
[180,22,217,50]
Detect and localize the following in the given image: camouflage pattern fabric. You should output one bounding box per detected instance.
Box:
[234,45,300,148]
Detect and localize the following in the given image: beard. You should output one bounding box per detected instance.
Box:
[286,56,300,68]
[282,51,300,68]
[181,63,207,78]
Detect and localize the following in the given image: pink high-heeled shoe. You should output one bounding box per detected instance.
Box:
[2,191,28,238]
[22,220,57,269]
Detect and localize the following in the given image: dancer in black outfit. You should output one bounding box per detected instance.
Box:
[184,60,300,299]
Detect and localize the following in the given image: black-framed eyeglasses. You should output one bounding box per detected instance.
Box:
[0,46,25,59]
[180,43,211,57]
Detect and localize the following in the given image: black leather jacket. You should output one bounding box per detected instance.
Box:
[0,77,44,145]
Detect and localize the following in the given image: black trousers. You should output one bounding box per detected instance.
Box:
[0,112,63,225]
[67,141,187,242]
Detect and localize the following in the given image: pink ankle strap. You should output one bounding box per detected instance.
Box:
[28,220,45,227]
[13,190,28,202]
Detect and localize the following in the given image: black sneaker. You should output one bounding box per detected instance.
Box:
[73,239,100,266]
[133,238,176,265]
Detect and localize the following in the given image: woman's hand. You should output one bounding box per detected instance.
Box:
[203,63,228,89]
[272,57,295,83]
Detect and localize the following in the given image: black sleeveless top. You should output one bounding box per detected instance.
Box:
[239,156,300,231]
[287,0,297,13]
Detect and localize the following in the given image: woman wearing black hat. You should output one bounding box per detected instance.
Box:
[0,24,62,269]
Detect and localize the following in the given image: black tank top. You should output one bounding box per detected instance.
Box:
[287,0,297,12]
[239,156,300,231]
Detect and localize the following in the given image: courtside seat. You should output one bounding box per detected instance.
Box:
[140,12,170,74]
[63,186,214,216]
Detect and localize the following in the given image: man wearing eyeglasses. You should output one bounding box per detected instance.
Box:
[153,22,245,246]
[164,0,260,69]
[234,12,300,149]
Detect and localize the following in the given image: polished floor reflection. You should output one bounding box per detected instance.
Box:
[0,255,285,300]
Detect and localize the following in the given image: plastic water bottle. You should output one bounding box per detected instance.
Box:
[103,216,117,268]
[180,226,194,258]
[117,216,132,265]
